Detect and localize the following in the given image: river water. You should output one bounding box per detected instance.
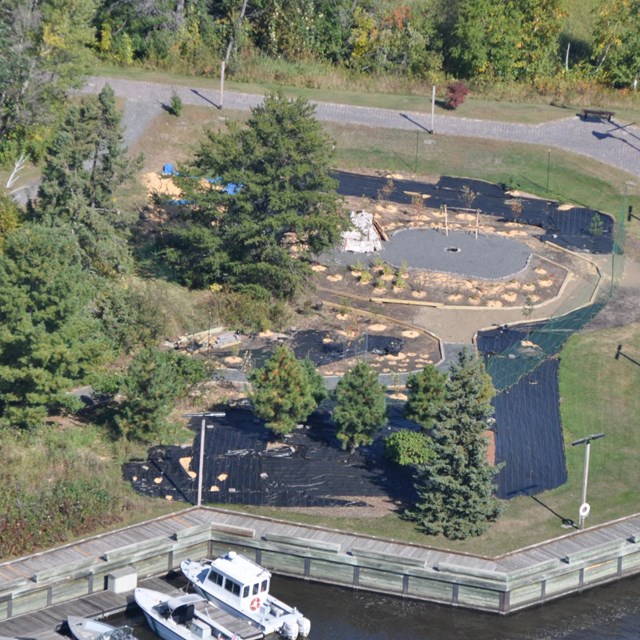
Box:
[110,573,640,640]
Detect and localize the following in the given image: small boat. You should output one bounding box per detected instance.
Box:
[134,587,237,640]
[181,553,310,640]
[67,617,136,640]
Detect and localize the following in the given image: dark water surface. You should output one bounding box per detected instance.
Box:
[111,573,640,640]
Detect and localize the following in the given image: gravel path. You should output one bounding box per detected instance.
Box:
[84,76,640,179]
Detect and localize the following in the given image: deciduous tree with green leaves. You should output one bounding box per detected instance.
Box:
[249,346,327,436]
[171,92,346,299]
[333,360,387,451]
[407,348,502,539]
[0,0,96,165]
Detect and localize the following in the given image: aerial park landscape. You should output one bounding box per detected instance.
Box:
[1,0,640,638]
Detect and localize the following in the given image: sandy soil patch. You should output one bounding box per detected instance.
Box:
[142,172,183,198]
[468,297,481,305]
[411,290,427,299]
[402,330,419,338]
[448,293,463,302]
[501,292,518,303]
[558,204,576,211]
[368,323,387,332]
[336,313,349,320]
[327,274,343,282]
[224,356,243,364]
[311,264,327,272]
[522,283,536,292]
[487,300,504,308]
[389,392,408,401]
[535,267,547,274]
[538,279,553,288]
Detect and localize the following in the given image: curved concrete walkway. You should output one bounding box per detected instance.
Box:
[84,76,640,179]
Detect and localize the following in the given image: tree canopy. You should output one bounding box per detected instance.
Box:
[165,92,346,299]
[30,84,141,277]
[407,349,502,539]
[0,0,95,164]
[404,363,447,429]
[249,345,327,436]
[0,224,109,429]
[333,360,387,451]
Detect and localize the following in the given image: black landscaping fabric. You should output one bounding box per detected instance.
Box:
[491,360,567,498]
[123,407,418,508]
[333,171,613,253]
[476,304,605,499]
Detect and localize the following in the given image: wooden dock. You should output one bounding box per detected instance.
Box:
[0,506,639,624]
[0,577,263,640]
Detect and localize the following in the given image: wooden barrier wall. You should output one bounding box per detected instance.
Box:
[2,521,640,619]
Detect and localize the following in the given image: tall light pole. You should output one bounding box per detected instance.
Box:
[183,412,226,507]
[572,433,605,529]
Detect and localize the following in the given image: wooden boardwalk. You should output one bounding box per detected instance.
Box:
[1,506,639,619]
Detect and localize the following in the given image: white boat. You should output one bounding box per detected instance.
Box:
[134,587,236,640]
[181,553,310,640]
[67,617,136,640]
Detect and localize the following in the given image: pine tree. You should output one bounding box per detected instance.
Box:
[407,349,502,539]
[32,85,142,277]
[333,361,387,451]
[0,224,109,429]
[169,92,347,298]
[113,348,208,443]
[404,364,447,429]
[249,346,326,436]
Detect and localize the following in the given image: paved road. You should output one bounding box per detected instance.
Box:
[84,76,640,179]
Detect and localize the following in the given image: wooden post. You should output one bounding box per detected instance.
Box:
[219,60,226,110]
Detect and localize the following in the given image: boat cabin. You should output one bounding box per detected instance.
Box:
[204,552,271,613]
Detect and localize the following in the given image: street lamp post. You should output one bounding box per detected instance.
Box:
[183,412,226,507]
[572,433,605,529]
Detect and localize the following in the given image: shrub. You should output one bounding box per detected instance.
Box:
[385,429,433,466]
[169,91,183,117]
[445,81,470,110]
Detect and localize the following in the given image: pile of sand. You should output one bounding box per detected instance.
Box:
[142,172,183,198]
[327,274,343,282]
[368,323,387,332]
[311,264,327,272]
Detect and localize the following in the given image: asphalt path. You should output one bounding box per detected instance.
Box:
[83,76,640,179]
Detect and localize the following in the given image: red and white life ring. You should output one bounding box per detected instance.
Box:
[250,597,261,611]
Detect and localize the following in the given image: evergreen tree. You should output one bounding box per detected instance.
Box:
[404,364,447,429]
[407,349,502,539]
[112,347,208,443]
[333,361,387,451]
[171,92,346,299]
[0,224,109,429]
[31,85,142,276]
[249,346,326,436]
